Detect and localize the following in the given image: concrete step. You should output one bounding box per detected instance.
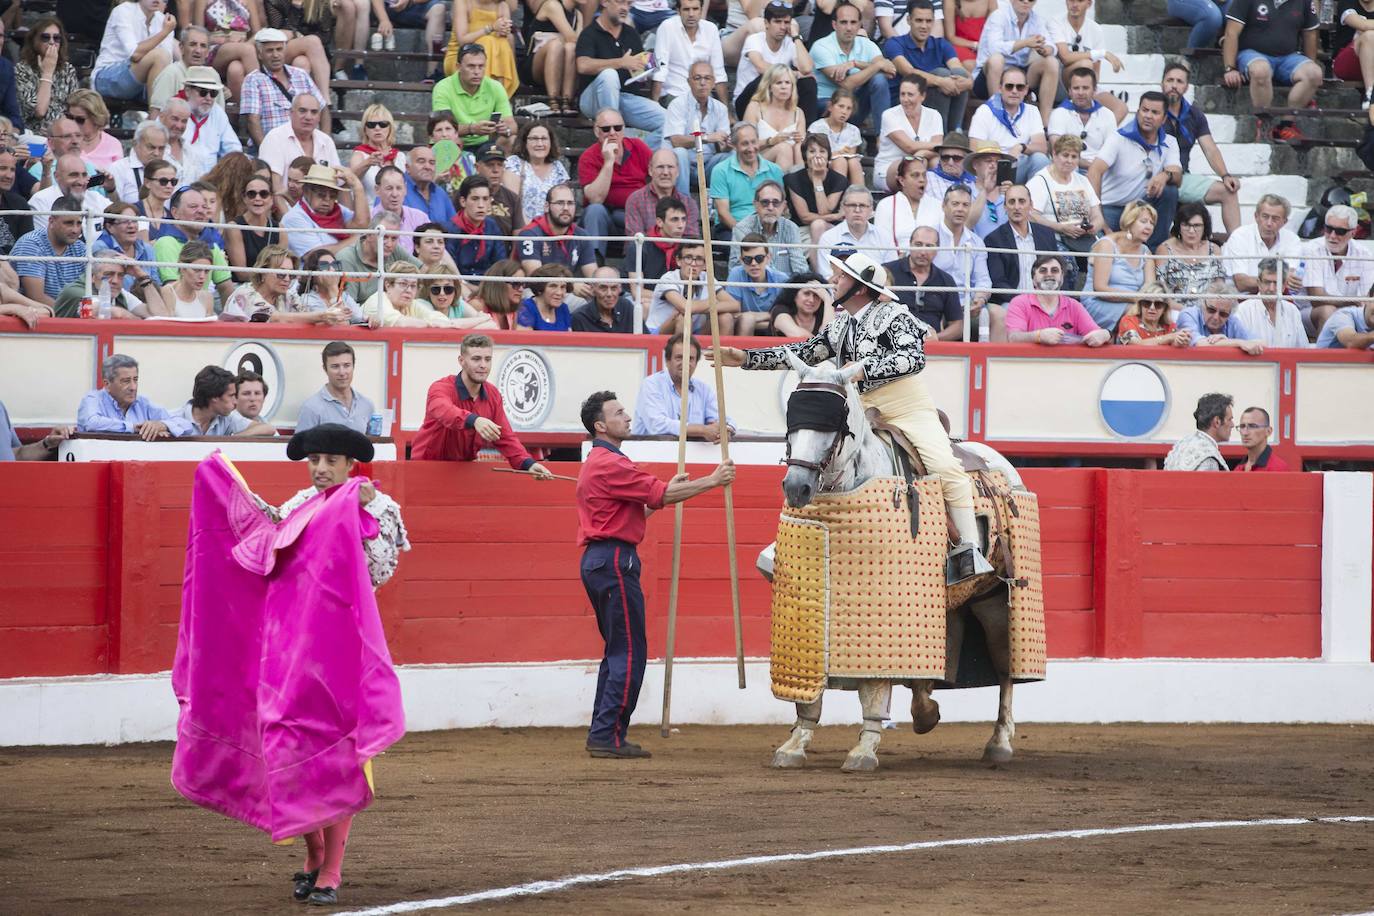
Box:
[1188,142,1270,177]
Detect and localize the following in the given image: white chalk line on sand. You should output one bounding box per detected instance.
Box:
[340,814,1374,914]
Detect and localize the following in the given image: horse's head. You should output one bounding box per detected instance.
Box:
[781,348,865,508]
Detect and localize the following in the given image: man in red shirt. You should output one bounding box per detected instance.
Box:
[410,335,553,477]
[576,389,735,758]
[578,108,653,262]
[1233,406,1291,472]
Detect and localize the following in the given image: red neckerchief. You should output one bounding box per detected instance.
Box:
[647,227,678,271]
[356,144,398,164]
[520,213,578,262]
[300,197,349,240]
[452,211,488,261]
[176,90,209,144]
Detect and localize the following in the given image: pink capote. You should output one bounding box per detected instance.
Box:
[171,453,405,842]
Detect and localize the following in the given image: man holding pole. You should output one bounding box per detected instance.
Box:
[576,391,735,758]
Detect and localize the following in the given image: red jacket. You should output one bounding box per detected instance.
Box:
[409,375,535,468]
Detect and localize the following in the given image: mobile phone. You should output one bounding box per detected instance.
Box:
[995,158,1014,186]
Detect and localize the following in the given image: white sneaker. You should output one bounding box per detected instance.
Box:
[333,69,348,81]
[369,32,383,51]
[384,32,396,50]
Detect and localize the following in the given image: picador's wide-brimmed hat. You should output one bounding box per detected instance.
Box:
[827,252,897,302]
[287,423,375,462]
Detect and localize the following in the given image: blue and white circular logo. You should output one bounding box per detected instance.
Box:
[223,340,284,419]
[1098,362,1169,438]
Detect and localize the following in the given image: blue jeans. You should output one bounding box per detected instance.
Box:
[631,7,675,31]
[581,203,625,258]
[579,70,665,149]
[1167,0,1228,50]
[92,60,145,100]
[1237,49,1314,85]
[670,147,730,195]
[1103,184,1178,250]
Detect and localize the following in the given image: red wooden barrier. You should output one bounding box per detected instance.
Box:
[0,464,1328,678]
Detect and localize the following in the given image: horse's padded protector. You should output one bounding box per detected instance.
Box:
[770,476,949,703]
[1006,489,1046,680]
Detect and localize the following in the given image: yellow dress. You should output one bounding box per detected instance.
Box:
[444,3,520,98]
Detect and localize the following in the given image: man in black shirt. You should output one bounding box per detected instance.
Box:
[575,0,666,148]
[883,226,965,340]
[1221,0,1322,143]
[571,266,637,333]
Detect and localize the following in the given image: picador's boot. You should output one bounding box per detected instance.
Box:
[948,506,994,583]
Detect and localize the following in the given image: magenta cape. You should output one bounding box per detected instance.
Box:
[171,454,406,842]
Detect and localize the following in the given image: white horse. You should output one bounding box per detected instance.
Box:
[765,349,1024,772]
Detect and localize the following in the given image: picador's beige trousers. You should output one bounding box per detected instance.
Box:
[859,374,974,510]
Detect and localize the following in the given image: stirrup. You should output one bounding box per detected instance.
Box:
[946,541,993,584]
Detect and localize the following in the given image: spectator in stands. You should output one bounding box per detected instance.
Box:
[883,225,964,339]
[297,341,377,433]
[1047,68,1117,167]
[812,1,895,127]
[1233,407,1289,471]
[196,0,264,101]
[154,186,236,301]
[446,0,520,98]
[1222,194,1302,294]
[523,0,580,112]
[29,154,111,236]
[179,366,277,436]
[966,142,1012,237]
[108,122,172,207]
[626,149,702,241]
[261,0,343,88]
[735,1,818,122]
[1234,257,1309,348]
[149,26,220,116]
[630,197,688,305]
[647,238,739,335]
[1163,393,1233,471]
[985,184,1057,306]
[572,266,637,332]
[516,263,574,331]
[1081,200,1157,331]
[580,108,654,261]
[633,335,734,439]
[665,61,734,195]
[473,142,522,234]
[1087,92,1180,249]
[433,43,517,152]
[0,149,31,255]
[786,134,846,260]
[298,247,368,325]
[225,173,283,280]
[1157,69,1244,239]
[518,183,597,281]
[94,204,160,293]
[368,167,428,257]
[148,241,218,317]
[1052,0,1125,100]
[1114,282,1190,346]
[27,116,84,188]
[427,112,478,196]
[744,65,808,172]
[155,99,202,184]
[404,147,459,227]
[710,122,785,235]
[819,186,895,279]
[1006,254,1110,346]
[1303,204,1374,334]
[93,0,176,103]
[223,245,321,322]
[418,264,497,328]
[873,74,943,193]
[338,213,422,303]
[726,234,789,335]
[12,196,85,309]
[280,164,370,257]
[78,354,196,440]
[652,0,728,105]
[1155,202,1225,313]
[0,397,70,460]
[467,259,526,328]
[180,68,243,168]
[1316,293,1374,349]
[349,105,409,199]
[574,0,665,147]
[503,121,569,226]
[769,271,835,337]
[1176,280,1266,353]
[133,159,178,239]
[948,0,991,64]
[931,185,994,335]
[54,258,147,318]
[363,262,467,327]
[449,175,510,278]
[968,66,1049,185]
[259,95,342,194]
[234,370,272,427]
[973,0,1058,124]
[413,221,460,274]
[728,180,811,276]
[807,87,865,185]
[1333,0,1374,110]
[63,91,123,172]
[885,2,970,131]
[1222,0,1322,142]
[17,18,81,134]
[0,24,20,131]
[242,28,332,147]
[1168,0,1226,51]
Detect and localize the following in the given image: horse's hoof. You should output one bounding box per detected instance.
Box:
[772,749,807,768]
[841,752,879,773]
[913,704,941,735]
[982,743,1013,764]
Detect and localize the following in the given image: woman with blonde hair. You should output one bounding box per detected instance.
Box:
[222,245,350,324]
[418,263,498,328]
[65,89,124,170]
[150,240,219,318]
[1114,281,1190,346]
[745,65,806,171]
[466,258,526,330]
[348,104,408,197]
[445,0,519,96]
[1081,199,1157,331]
[362,262,466,327]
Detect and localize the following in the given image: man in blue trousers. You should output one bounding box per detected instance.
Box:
[575,390,736,758]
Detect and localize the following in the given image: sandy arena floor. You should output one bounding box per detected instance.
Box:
[2,723,1372,914]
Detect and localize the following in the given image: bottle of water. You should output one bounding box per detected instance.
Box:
[96,278,113,320]
[1320,0,1335,26]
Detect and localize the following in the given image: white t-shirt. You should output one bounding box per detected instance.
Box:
[29,185,110,234]
[1232,297,1309,348]
[1094,129,1181,207]
[93,3,176,78]
[968,102,1046,154]
[1028,166,1100,225]
[1299,237,1374,299]
[1049,16,1106,53]
[1221,224,1302,281]
[1046,105,1120,164]
[735,32,798,101]
[808,118,863,156]
[874,105,944,192]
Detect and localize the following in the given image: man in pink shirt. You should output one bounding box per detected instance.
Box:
[1005,255,1111,346]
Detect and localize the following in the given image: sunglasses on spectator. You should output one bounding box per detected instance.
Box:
[459,43,484,56]
[188,86,216,97]
[429,284,457,295]
[150,176,177,186]
[244,188,272,198]
[596,123,625,134]
[1203,304,1232,318]
[316,260,338,269]
[1141,301,1166,310]
[940,153,965,162]
[365,120,392,130]
[1002,82,1027,91]
[1324,224,1353,236]
[741,253,768,265]
[39,32,62,44]
[757,197,783,206]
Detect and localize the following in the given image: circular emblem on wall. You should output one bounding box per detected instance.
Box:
[1098,362,1170,439]
[496,348,553,428]
[223,341,284,419]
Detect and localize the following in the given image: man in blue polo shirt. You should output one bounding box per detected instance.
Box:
[811,0,896,126]
[708,123,784,234]
[12,196,86,309]
[726,234,789,336]
[1316,299,1374,350]
[403,146,458,226]
[884,2,971,129]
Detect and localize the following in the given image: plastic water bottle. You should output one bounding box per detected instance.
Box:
[1320,0,1335,26]
[96,278,113,320]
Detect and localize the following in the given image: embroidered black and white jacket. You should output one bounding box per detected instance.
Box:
[742,301,928,393]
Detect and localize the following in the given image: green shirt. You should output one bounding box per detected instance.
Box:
[336,242,421,302]
[430,75,512,148]
[54,281,142,318]
[153,235,231,286]
[708,154,785,223]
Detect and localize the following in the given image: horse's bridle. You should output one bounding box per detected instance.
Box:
[783,381,853,475]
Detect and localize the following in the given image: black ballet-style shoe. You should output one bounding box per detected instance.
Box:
[292,869,319,902]
[307,886,339,906]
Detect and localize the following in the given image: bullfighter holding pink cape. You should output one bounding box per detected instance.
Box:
[171,424,410,906]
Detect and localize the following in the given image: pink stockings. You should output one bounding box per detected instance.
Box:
[303,816,353,888]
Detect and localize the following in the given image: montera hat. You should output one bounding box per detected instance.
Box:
[287,423,375,462]
[826,252,898,302]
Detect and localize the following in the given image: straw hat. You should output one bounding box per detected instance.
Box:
[970,140,1012,162]
[827,252,897,302]
[183,66,223,91]
[300,164,341,190]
